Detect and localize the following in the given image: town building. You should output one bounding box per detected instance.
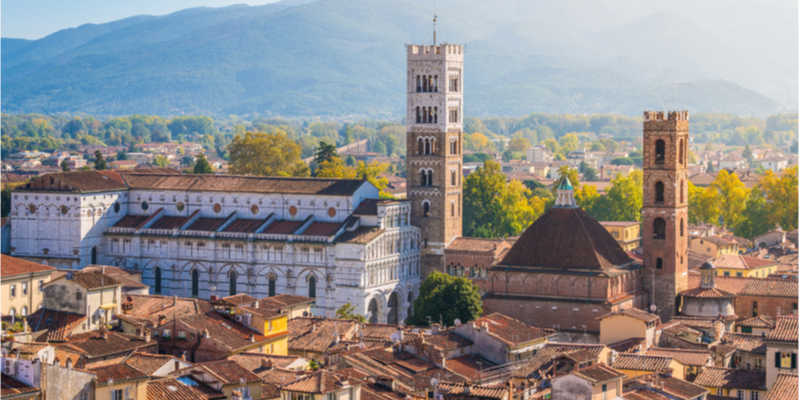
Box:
[599,221,642,251]
[1,255,56,317]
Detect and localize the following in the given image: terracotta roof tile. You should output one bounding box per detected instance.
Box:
[669,316,719,330]
[437,382,508,399]
[736,316,776,329]
[499,207,632,270]
[121,173,367,196]
[186,217,228,231]
[1,373,40,397]
[20,170,127,193]
[598,308,660,323]
[146,377,226,400]
[765,316,798,343]
[352,199,398,215]
[680,287,738,298]
[214,293,259,307]
[122,294,211,328]
[360,324,407,341]
[419,331,472,350]
[693,367,766,391]
[765,372,799,400]
[178,312,271,352]
[259,368,309,399]
[301,222,343,237]
[623,389,671,400]
[608,338,646,353]
[687,275,798,298]
[336,227,385,243]
[262,220,304,234]
[124,351,182,375]
[469,313,554,346]
[645,348,712,367]
[26,308,87,342]
[611,354,673,372]
[89,363,150,385]
[11,341,50,355]
[150,215,192,230]
[720,333,766,354]
[195,360,261,385]
[626,375,709,400]
[50,270,122,290]
[224,218,268,233]
[513,343,607,379]
[1,255,56,278]
[447,238,511,253]
[258,294,315,310]
[113,213,156,228]
[280,371,354,394]
[571,363,626,384]
[288,317,359,353]
[229,353,303,372]
[58,331,154,358]
[445,355,495,381]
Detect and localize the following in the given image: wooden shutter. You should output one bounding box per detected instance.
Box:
[776,352,782,368]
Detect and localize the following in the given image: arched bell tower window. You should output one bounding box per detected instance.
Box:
[229,271,237,296]
[655,181,664,203]
[418,137,424,154]
[451,202,455,217]
[653,218,666,239]
[416,75,421,92]
[423,202,430,217]
[420,170,427,186]
[308,275,316,299]
[423,76,428,92]
[680,180,685,204]
[655,139,666,164]
[679,139,685,165]
[416,107,421,123]
[451,171,456,186]
[268,273,276,297]
[656,258,663,269]
[154,267,162,294]
[191,269,199,298]
[425,139,431,155]
[434,75,438,92]
[434,107,438,123]
[680,218,685,237]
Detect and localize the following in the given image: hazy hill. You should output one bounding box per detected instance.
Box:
[2,0,795,118]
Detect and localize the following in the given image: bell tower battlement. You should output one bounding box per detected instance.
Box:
[406,41,464,278]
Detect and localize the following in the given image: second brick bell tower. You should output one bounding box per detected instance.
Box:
[641,110,690,322]
[405,42,464,277]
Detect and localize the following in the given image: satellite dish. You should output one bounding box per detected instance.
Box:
[303,311,309,317]
[454,319,461,326]
[430,378,439,387]
[358,331,365,338]
[649,304,657,312]
[359,342,366,349]
[390,332,400,343]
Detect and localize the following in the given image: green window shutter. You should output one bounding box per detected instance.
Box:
[743,327,752,333]
[776,352,782,368]
[792,353,797,369]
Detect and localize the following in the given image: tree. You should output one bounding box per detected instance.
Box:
[600,170,643,222]
[94,151,107,170]
[60,160,70,172]
[314,142,338,165]
[707,161,715,173]
[688,182,720,225]
[558,134,580,154]
[405,271,482,327]
[152,155,170,167]
[193,154,214,174]
[345,155,356,166]
[316,158,390,194]
[335,303,367,323]
[507,137,531,153]
[228,131,310,177]
[735,188,774,239]
[610,157,634,166]
[583,166,599,182]
[316,157,358,179]
[372,140,387,155]
[742,144,754,167]
[760,166,799,231]
[116,150,128,161]
[181,155,195,167]
[551,166,580,196]
[711,170,747,229]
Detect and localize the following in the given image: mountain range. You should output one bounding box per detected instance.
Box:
[2,0,797,118]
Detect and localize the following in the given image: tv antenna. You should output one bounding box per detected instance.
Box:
[433,6,438,46]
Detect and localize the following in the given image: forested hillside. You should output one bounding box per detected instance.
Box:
[2,0,796,117]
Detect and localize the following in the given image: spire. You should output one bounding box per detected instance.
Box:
[555,177,576,207]
[699,261,716,289]
[433,6,437,46]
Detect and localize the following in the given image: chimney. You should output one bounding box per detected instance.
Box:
[480,322,489,334]
[101,266,106,274]
[254,301,259,309]
[181,351,187,361]
[463,383,471,394]
[261,359,274,370]
[173,295,178,307]
[145,332,151,343]
[158,315,167,326]
[249,334,255,343]
[431,324,440,335]
[100,326,109,340]
[204,329,210,339]
[312,323,317,333]
[231,390,243,400]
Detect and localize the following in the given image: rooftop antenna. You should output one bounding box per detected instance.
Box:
[433,6,438,46]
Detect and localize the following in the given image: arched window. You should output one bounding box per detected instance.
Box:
[656,258,663,269]
[388,293,399,325]
[451,171,456,186]
[66,359,73,369]
[423,202,430,217]
[653,218,666,239]
[752,301,758,317]
[679,139,685,165]
[91,247,97,265]
[416,107,421,123]
[368,299,379,323]
[268,273,276,297]
[425,139,431,155]
[434,75,438,92]
[429,75,433,91]
[680,180,685,204]
[680,218,685,237]
[655,181,664,203]
[427,170,433,186]
[418,138,424,154]
[416,75,421,92]
[191,269,199,298]
[451,202,455,217]
[9,308,15,317]
[308,275,316,299]
[154,267,162,294]
[21,306,27,316]
[434,107,438,123]
[407,293,413,318]
[420,170,427,186]
[423,76,428,92]
[655,139,665,164]
[229,271,237,296]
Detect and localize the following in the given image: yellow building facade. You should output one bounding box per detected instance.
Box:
[235,307,290,356]
[1,255,56,317]
[599,222,641,251]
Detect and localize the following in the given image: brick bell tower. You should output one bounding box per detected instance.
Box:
[641,110,690,322]
[405,39,464,278]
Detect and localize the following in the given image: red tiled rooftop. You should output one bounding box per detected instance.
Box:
[147,377,225,400]
[89,363,150,385]
[185,217,227,231]
[223,218,267,233]
[301,222,343,237]
[113,214,151,228]
[1,254,56,278]
[263,220,303,234]
[765,372,799,400]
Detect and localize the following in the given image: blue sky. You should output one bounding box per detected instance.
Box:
[2,0,280,40]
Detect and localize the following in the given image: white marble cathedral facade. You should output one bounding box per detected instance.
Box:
[9,172,421,323]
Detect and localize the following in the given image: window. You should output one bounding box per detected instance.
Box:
[656,258,663,269]
[777,352,796,369]
[736,272,743,277]
[416,107,421,124]
[681,180,685,204]
[39,280,44,293]
[752,301,758,317]
[154,267,162,294]
[79,392,89,400]
[268,273,276,297]
[653,218,666,239]
[230,271,238,296]
[240,387,250,399]
[737,390,744,400]
[724,271,730,277]
[655,181,664,203]
[9,285,15,297]
[655,139,665,164]
[751,391,759,400]
[451,171,456,186]
[423,202,430,217]
[111,389,124,400]
[679,139,685,165]
[20,306,27,316]
[308,275,316,299]
[178,330,186,339]
[163,329,171,338]
[602,384,607,400]
[21,282,27,295]
[451,203,455,217]
[755,358,762,370]
[416,75,421,92]
[680,218,684,237]
[191,269,199,298]
[76,291,83,300]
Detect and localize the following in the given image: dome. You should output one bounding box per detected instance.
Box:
[699,261,716,270]
[499,206,632,270]
[558,177,574,190]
